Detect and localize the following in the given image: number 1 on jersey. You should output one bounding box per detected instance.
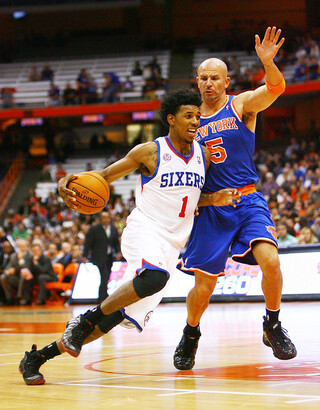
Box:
[178,196,188,218]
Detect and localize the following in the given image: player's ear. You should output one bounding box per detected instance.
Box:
[167,114,175,126]
[225,76,231,89]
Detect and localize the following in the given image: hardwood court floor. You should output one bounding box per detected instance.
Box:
[0,301,320,409]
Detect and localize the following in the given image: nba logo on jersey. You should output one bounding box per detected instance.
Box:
[197,156,201,164]
[163,153,171,161]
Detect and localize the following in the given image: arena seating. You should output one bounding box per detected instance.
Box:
[36,157,140,203]
[45,262,79,305]
[0,51,170,107]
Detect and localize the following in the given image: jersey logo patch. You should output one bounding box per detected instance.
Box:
[197,156,201,164]
[163,153,171,161]
[266,225,277,241]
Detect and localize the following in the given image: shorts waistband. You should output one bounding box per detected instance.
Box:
[237,184,256,195]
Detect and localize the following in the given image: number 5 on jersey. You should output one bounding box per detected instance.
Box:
[206,137,227,164]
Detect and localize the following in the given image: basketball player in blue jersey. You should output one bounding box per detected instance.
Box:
[19,89,241,385]
[174,27,297,370]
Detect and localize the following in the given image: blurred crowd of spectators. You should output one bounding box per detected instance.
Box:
[254,136,320,247]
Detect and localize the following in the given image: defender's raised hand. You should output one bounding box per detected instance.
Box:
[255,26,285,65]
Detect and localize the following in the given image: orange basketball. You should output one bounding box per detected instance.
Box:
[67,171,110,215]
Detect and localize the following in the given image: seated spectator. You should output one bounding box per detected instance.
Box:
[56,241,72,268]
[20,242,57,305]
[39,164,52,182]
[63,244,82,282]
[55,163,67,182]
[102,72,120,103]
[0,239,31,305]
[45,243,61,264]
[77,68,90,104]
[110,197,124,216]
[48,82,60,106]
[29,65,40,82]
[131,61,143,76]
[261,172,278,198]
[308,57,319,81]
[41,64,54,82]
[285,138,301,161]
[86,75,98,104]
[63,82,77,105]
[122,76,134,92]
[12,222,29,240]
[294,57,307,82]
[295,45,307,61]
[297,226,318,244]
[145,56,161,78]
[126,189,135,212]
[0,240,15,275]
[276,222,298,248]
[309,40,320,59]
[1,87,15,109]
[142,77,157,100]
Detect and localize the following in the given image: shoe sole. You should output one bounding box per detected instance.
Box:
[263,335,297,360]
[18,365,46,385]
[173,361,194,371]
[60,337,80,358]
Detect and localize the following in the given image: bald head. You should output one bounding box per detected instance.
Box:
[198,58,228,78]
[196,58,230,108]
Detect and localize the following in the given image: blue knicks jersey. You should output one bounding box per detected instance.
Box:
[196,95,259,191]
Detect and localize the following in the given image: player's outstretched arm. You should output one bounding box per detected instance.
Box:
[235,27,286,119]
[99,141,157,183]
[198,189,241,208]
[57,142,157,209]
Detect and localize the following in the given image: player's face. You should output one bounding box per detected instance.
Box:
[197,66,229,104]
[169,105,201,144]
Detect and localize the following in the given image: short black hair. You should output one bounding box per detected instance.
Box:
[160,89,201,126]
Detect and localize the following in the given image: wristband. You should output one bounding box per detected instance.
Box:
[265,75,286,95]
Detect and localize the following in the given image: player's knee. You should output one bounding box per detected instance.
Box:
[195,273,217,299]
[133,269,169,298]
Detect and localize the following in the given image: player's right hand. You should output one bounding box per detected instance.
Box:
[58,173,78,211]
[211,188,241,208]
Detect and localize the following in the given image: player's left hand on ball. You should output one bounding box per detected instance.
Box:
[58,173,78,210]
[211,188,241,208]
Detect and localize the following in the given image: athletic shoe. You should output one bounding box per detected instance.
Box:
[60,314,95,357]
[263,316,297,360]
[173,332,201,370]
[19,344,46,385]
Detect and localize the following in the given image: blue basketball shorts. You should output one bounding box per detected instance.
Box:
[178,192,278,276]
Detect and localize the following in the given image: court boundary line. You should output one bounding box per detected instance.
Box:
[54,381,320,402]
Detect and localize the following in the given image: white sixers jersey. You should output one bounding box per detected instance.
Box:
[134,136,206,249]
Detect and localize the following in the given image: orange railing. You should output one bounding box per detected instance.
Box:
[0,153,23,217]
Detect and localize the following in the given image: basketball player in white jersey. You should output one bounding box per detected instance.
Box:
[19,89,240,385]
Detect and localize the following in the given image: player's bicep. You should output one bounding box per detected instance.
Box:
[100,150,141,183]
[100,142,157,183]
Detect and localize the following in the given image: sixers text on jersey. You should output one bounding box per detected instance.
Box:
[160,171,205,189]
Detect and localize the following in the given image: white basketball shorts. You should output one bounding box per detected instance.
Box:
[119,208,180,332]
